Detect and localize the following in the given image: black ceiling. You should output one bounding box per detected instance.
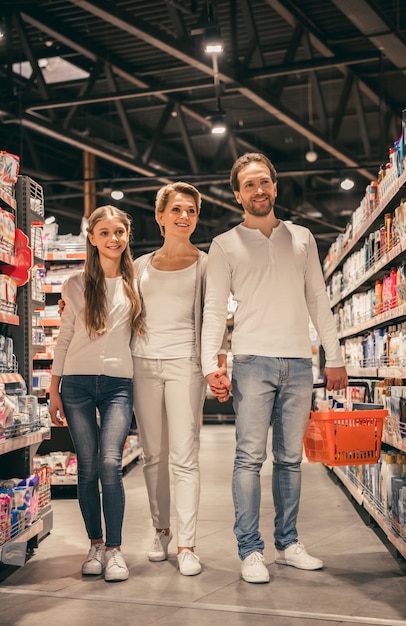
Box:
[0,0,405,257]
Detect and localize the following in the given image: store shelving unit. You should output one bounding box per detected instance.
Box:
[0,177,52,564]
[323,152,406,559]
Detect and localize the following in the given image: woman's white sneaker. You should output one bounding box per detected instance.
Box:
[82,543,105,575]
[275,542,323,570]
[104,549,129,581]
[148,530,173,561]
[177,549,202,576]
[241,551,270,583]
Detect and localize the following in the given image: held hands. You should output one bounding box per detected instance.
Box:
[324,366,348,391]
[206,368,232,403]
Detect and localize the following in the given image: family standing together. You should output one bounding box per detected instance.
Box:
[49,152,347,584]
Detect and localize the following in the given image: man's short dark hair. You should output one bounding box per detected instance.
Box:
[230,153,277,192]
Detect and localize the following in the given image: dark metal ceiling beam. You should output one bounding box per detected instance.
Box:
[1,112,236,214]
[352,79,371,158]
[264,0,395,111]
[142,102,175,166]
[26,81,220,112]
[272,24,303,99]
[62,59,104,131]
[68,0,230,83]
[174,103,199,173]
[331,73,354,141]
[245,51,381,79]
[19,8,220,131]
[302,31,328,135]
[104,62,138,157]
[64,0,375,177]
[13,12,53,117]
[239,0,265,68]
[332,0,406,74]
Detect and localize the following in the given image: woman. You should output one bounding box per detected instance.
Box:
[49,205,143,583]
[132,182,228,576]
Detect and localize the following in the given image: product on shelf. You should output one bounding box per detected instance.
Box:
[0,151,20,199]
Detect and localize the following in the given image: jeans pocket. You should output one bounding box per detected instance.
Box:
[233,354,256,364]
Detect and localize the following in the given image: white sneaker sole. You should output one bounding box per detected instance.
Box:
[241,572,270,583]
[104,569,129,582]
[275,557,323,570]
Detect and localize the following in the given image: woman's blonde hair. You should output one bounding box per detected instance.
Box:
[155,181,201,236]
[84,205,143,337]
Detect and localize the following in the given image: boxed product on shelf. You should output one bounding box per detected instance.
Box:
[0,151,20,199]
[44,262,84,286]
[44,231,86,256]
[0,382,16,439]
[0,473,41,541]
[0,207,16,257]
[33,465,51,509]
[0,493,11,543]
[35,450,77,477]
[0,275,18,317]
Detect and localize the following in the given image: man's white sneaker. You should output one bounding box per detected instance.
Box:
[275,542,323,570]
[177,549,202,576]
[82,543,105,575]
[104,549,129,581]
[241,551,270,583]
[148,530,173,561]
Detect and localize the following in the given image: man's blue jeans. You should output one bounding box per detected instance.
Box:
[61,375,133,548]
[231,356,313,559]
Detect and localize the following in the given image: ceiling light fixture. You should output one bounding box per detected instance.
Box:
[305,149,318,163]
[209,111,227,135]
[340,177,355,191]
[111,189,124,200]
[305,78,318,163]
[204,26,223,54]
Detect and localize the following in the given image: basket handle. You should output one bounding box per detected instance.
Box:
[313,380,371,403]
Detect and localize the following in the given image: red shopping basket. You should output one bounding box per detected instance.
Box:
[303,408,387,466]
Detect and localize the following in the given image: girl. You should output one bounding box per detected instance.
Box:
[49,205,143,582]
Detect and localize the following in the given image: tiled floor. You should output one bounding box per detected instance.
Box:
[0,424,405,626]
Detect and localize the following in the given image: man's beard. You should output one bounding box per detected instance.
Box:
[244,197,274,217]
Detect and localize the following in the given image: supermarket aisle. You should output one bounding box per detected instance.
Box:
[0,424,405,626]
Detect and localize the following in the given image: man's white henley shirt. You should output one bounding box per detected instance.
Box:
[201,221,344,377]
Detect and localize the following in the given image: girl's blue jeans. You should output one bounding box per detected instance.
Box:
[61,374,133,548]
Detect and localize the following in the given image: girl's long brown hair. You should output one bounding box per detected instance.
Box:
[84,205,144,337]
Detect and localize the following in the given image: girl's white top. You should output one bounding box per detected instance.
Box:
[52,272,133,378]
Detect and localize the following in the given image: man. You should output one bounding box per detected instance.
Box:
[201,153,347,583]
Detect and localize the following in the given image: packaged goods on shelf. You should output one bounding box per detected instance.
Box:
[35,451,77,477]
[44,262,84,287]
[32,369,51,392]
[0,334,15,373]
[44,232,86,256]
[0,207,16,257]
[0,276,17,317]
[40,304,60,318]
[0,392,42,440]
[0,383,15,438]
[0,473,41,540]
[0,151,20,199]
